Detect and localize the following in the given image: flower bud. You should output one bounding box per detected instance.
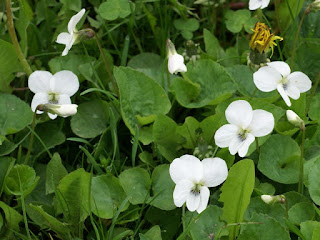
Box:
[40,104,78,117]
[310,0,320,12]
[286,110,304,128]
[261,194,286,205]
[167,39,187,74]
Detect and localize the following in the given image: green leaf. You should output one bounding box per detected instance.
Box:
[28,204,71,237]
[0,201,23,232]
[190,205,227,240]
[308,158,320,205]
[258,135,300,184]
[118,168,151,205]
[174,18,199,32]
[0,157,14,195]
[16,0,33,53]
[0,93,33,136]
[91,175,127,219]
[60,0,82,12]
[46,153,68,195]
[300,221,320,240]
[172,59,236,108]
[203,29,226,61]
[114,66,171,134]
[99,0,132,21]
[49,54,93,75]
[309,93,320,122]
[139,225,162,240]
[150,165,175,210]
[277,0,305,32]
[56,169,90,227]
[219,159,255,240]
[289,202,315,225]
[225,10,251,33]
[176,117,199,149]
[238,213,290,240]
[5,164,39,196]
[71,100,110,138]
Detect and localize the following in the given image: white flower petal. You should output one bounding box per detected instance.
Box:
[186,191,201,212]
[285,83,300,100]
[287,72,312,93]
[238,133,255,157]
[68,9,86,34]
[202,157,228,187]
[249,0,263,10]
[267,61,291,77]
[261,0,271,8]
[31,92,49,113]
[61,36,76,56]
[225,100,253,129]
[214,124,239,148]
[48,113,58,120]
[168,53,187,74]
[56,32,71,45]
[229,136,242,155]
[50,70,79,96]
[28,71,52,93]
[248,110,274,137]
[169,155,203,184]
[58,94,72,105]
[277,84,291,106]
[173,179,194,207]
[196,186,210,214]
[253,66,281,92]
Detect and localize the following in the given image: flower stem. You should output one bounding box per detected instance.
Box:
[24,108,38,165]
[94,33,119,98]
[182,204,186,232]
[284,197,289,219]
[305,73,320,115]
[255,138,260,154]
[251,87,258,99]
[18,173,31,240]
[298,124,306,195]
[5,0,32,76]
[290,8,309,69]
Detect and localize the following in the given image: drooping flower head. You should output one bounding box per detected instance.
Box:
[169,155,228,213]
[286,110,304,129]
[214,100,274,157]
[39,104,78,117]
[253,61,312,106]
[249,0,270,10]
[56,9,86,56]
[249,22,283,57]
[167,39,187,74]
[28,70,79,119]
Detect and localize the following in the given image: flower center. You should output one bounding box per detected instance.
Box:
[190,183,202,196]
[238,129,248,142]
[279,77,288,90]
[48,93,59,104]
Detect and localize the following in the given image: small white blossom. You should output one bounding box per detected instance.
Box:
[286,110,304,128]
[43,104,78,117]
[28,70,79,119]
[169,155,228,213]
[167,39,187,74]
[261,195,273,204]
[249,0,270,10]
[214,100,274,157]
[56,9,86,56]
[261,194,286,204]
[253,61,312,107]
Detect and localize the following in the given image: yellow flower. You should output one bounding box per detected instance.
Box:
[249,22,283,57]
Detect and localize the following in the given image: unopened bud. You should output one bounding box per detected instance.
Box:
[40,104,78,117]
[310,0,320,12]
[286,110,304,129]
[261,194,286,205]
[78,28,95,41]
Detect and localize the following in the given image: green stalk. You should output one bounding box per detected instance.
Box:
[182,204,186,231]
[298,124,306,194]
[24,107,38,165]
[6,0,32,76]
[18,173,31,239]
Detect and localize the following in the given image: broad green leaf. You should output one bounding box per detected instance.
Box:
[277,0,305,32]
[190,206,227,240]
[203,29,226,61]
[284,191,309,209]
[172,59,236,108]
[176,117,199,149]
[150,165,175,210]
[139,225,162,240]
[289,202,315,225]
[99,0,132,21]
[0,201,23,232]
[238,213,290,240]
[200,113,225,146]
[114,67,171,134]
[219,159,255,240]
[0,157,14,195]
[71,100,110,138]
[16,0,33,53]
[254,182,275,196]
[258,135,300,184]
[308,158,320,205]
[119,168,151,205]
[60,0,82,12]
[5,164,39,196]
[300,221,320,240]
[91,175,127,219]
[225,10,256,33]
[28,204,71,237]
[153,115,184,161]
[56,169,90,228]
[0,93,33,136]
[174,18,199,39]
[309,94,320,122]
[46,153,68,195]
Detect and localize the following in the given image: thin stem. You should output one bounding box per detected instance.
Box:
[255,138,260,154]
[212,145,219,157]
[94,33,119,98]
[182,204,186,232]
[18,173,31,240]
[6,0,32,76]
[251,87,258,99]
[290,8,309,69]
[285,198,289,219]
[24,107,38,165]
[298,125,305,194]
[306,73,320,115]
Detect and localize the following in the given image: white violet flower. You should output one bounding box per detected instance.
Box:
[169,154,228,213]
[286,110,304,128]
[249,0,270,10]
[214,100,274,157]
[28,70,79,119]
[42,104,78,117]
[253,61,312,107]
[167,39,187,74]
[56,9,86,56]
